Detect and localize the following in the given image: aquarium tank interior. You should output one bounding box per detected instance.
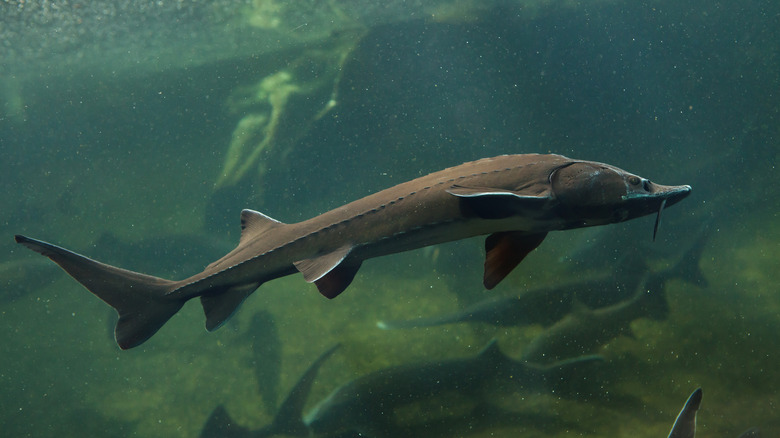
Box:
[1,0,778,437]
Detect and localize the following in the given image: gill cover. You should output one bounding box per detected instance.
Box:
[550,162,630,222]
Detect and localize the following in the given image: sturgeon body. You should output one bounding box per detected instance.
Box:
[15,153,691,349]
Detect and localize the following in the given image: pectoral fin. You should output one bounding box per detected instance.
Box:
[447,185,550,219]
[295,244,361,298]
[483,231,547,289]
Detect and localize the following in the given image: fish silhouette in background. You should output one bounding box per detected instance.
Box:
[203,341,584,438]
[377,261,643,330]
[247,310,282,413]
[15,154,691,349]
[668,388,703,438]
[200,344,340,438]
[378,227,708,331]
[518,272,666,363]
[304,340,603,438]
[0,257,60,304]
[517,229,710,363]
[667,388,761,438]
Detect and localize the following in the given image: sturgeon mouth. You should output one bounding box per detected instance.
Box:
[628,183,691,240]
[623,182,691,202]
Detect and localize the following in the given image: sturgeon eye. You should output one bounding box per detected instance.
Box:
[628,176,641,185]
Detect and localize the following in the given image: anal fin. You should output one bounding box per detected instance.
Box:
[483,231,547,289]
[201,283,260,331]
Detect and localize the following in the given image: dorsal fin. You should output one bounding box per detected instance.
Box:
[240,209,285,243]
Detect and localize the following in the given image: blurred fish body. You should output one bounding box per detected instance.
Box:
[304,340,602,437]
[377,294,540,330]
[248,310,282,412]
[519,273,667,364]
[378,226,709,331]
[15,154,691,349]
[377,271,625,330]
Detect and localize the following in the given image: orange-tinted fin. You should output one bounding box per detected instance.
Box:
[313,262,362,299]
[14,235,182,349]
[483,231,547,289]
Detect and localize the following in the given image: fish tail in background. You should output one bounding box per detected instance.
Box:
[14,235,183,350]
[201,344,340,438]
[270,344,341,436]
[199,405,253,438]
[668,388,702,438]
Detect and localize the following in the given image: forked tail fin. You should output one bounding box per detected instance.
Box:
[14,235,183,349]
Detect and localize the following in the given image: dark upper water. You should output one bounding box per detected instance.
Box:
[1,1,778,437]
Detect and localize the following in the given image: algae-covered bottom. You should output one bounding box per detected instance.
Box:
[2,209,778,437]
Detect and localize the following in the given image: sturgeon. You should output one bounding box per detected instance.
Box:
[303,340,602,437]
[377,224,709,331]
[14,153,691,349]
[200,344,340,438]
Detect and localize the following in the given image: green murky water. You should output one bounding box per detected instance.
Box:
[1,1,778,437]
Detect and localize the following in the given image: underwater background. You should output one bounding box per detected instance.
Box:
[1,0,778,437]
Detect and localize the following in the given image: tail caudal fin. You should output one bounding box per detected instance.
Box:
[15,235,183,349]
